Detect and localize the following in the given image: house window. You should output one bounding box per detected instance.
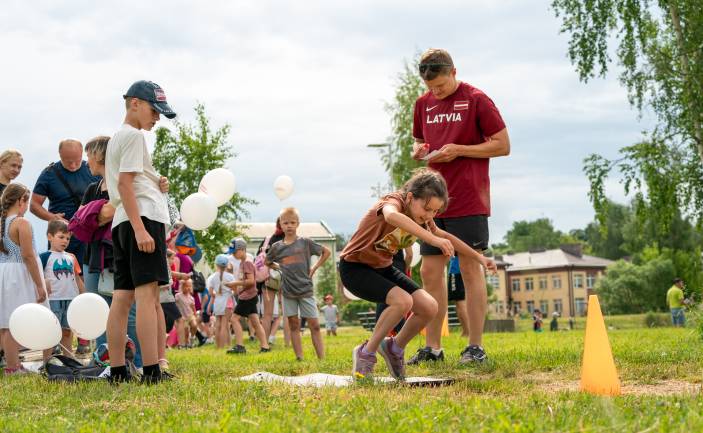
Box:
[487,274,500,289]
[540,300,549,314]
[554,299,563,314]
[511,278,521,292]
[525,277,534,291]
[514,302,522,314]
[575,297,587,316]
[574,274,584,288]
[539,276,548,290]
[526,300,535,314]
[552,275,562,289]
[586,273,597,288]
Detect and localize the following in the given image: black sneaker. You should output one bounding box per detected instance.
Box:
[226,345,247,354]
[459,345,487,364]
[259,347,271,353]
[407,347,444,365]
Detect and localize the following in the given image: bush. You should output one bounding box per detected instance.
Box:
[643,311,671,328]
[341,300,376,324]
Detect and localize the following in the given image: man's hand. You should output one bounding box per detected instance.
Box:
[412,142,430,160]
[159,176,170,193]
[135,227,155,253]
[427,143,462,164]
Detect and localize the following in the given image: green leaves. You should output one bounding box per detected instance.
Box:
[152,103,256,264]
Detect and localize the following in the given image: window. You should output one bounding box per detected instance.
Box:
[586,273,597,288]
[514,302,522,314]
[540,300,549,314]
[511,278,521,292]
[525,277,534,291]
[552,275,562,289]
[487,274,500,289]
[575,297,587,316]
[526,300,535,313]
[539,276,548,290]
[553,299,563,314]
[494,301,504,315]
[574,274,584,288]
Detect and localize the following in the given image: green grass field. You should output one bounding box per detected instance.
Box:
[1,322,702,433]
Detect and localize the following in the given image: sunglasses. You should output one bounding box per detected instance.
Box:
[419,63,452,75]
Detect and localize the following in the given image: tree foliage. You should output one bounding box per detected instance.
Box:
[381,54,426,188]
[315,260,339,303]
[152,103,255,264]
[552,0,703,230]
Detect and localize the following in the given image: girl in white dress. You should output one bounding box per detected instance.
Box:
[208,254,237,349]
[0,184,49,375]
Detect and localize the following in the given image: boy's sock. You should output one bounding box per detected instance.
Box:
[109,365,130,383]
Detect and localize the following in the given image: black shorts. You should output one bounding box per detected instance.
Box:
[161,301,181,332]
[339,259,421,304]
[447,272,466,301]
[234,297,258,317]
[201,311,211,323]
[112,217,170,290]
[420,215,489,256]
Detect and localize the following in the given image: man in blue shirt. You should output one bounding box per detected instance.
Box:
[31,139,100,265]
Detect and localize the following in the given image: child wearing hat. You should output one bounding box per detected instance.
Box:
[209,254,237,349]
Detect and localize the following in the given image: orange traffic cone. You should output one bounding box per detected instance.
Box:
[580,295,621,396]
[420,313,450,337]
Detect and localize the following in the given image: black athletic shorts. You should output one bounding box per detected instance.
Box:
[234,297,258,317]
[420,215,489,256]
[447,272,466,301]
[161,301,181,332]
[339,259,421,304]
[201,311,211,323]
[112,217,170,290]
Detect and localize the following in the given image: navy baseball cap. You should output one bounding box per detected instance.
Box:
[123,80,177,119]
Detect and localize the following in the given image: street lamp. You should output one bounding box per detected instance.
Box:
[367,142,393,197]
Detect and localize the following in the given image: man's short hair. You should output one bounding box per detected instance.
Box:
[47,219,69,236]
[279,207,300,221]
[419,48,455,81]
[673,278,684,284]
[58,139,82,153]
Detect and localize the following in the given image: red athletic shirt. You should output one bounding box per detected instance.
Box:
[412,82,505,217]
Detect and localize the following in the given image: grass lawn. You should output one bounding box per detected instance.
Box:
[1,323,702,432]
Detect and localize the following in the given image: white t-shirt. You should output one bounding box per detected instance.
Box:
[227,253,254,280]
[105,123,168,227]
[42,251,81,300]
[207,271,236,296]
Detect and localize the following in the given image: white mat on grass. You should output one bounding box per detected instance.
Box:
[239,371,452,387]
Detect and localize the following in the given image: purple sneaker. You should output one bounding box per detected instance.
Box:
[352,341,377,379]
[378,337,405,380]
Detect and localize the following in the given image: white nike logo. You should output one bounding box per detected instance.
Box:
[426,105,439,112]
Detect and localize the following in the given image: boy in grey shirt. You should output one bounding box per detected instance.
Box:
[266,207,330,360]
[321,294,339,336]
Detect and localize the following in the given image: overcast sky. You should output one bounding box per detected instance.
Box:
[1,0,650,248]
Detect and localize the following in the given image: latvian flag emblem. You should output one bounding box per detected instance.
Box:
[454,100,469,111]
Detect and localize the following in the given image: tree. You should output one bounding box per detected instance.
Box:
[597,255,675,314]
[582,201,631,260]
[503,218,568,252]
[316,260,339,303]
[380,54,426,188]
[552,1,703,230]
[152,103,255,263]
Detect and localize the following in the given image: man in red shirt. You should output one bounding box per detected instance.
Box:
[409,48,510,365]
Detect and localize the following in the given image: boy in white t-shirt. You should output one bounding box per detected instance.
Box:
[104,80,176,384]
[41,220,85,356]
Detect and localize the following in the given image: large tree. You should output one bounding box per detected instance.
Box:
[380,55,426,188]
[152,103,255,263]
[552,0,703,230]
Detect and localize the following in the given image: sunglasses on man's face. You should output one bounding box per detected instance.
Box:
[419,63,452,75]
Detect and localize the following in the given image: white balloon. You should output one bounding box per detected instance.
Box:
[9,303,61,350]
[410,242,422,267]
[199,168,236,207]
[67,293,110,340]
[273,175,294,200]
[180,192,218,230]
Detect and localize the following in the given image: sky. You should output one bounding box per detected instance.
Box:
[0,0,651,248]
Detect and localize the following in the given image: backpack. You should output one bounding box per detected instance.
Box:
[175,226,198,256]
[68,197,111,243]
[254,236,272,283]
[191,270,206,293]
[43,355,107,382]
